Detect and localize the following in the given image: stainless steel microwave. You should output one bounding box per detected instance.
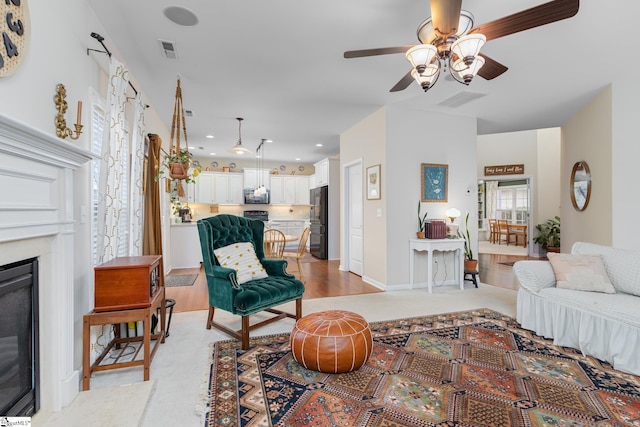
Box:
[243,188,270,204]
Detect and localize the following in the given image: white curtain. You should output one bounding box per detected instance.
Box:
[129,92,146,256]
[96,57,130,264]
[486,180,498,220]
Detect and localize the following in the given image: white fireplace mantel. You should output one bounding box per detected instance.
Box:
[0,113,94,418]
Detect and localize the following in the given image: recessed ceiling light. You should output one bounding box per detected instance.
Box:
[206,135,214,139]
[163,6,199,27]
[209,152,216,156]
[265,139,273,143]
[315,143,323,147]
[188,146,195,150]
[295,158,301,161]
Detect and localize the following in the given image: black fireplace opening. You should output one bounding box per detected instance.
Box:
[0,257,39,416]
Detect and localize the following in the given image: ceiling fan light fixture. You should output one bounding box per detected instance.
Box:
[406,44,438,74]
[451,56,485,85]
[451,34,486,65]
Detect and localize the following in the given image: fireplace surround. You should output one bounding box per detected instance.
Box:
[0,113,93,419]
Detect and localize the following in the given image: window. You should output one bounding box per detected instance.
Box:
[496,184,528,223]
[90,90,107,266]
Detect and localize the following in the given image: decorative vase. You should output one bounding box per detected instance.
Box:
[169,162,189,180]
[464,259,478,272]
[416,231,425,239]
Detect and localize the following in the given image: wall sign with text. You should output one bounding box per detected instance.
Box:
[484,164,524,176]
[1,0,30,77]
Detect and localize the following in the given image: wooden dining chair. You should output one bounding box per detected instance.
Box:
[488,219,498,244]
[283,227,311,282]
[264,228,286,258]
[497,219,511,245]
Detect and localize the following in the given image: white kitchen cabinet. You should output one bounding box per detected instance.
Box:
[195,172,215,203]
[243,168,271,190]
[196,172,243,204]
[185,180,197,203]
[309,174,316,190]
[314,159,328,186]
[268,220,307,251]
[270,175,310,205]
[214,173,243,204]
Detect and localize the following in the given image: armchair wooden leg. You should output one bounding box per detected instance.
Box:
[295,298,302,320]
[241,316,250,350]
[206,306,215,329]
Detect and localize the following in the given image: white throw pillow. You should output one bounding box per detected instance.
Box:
[547,253,615,294]
[214,242,268,285]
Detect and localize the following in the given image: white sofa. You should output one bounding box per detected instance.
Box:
[513,242,640,376]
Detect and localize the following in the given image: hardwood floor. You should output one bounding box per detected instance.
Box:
[165,252,538,313]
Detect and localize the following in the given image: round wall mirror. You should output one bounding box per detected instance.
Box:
[570,161,591,211]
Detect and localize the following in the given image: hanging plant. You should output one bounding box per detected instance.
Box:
[153,77,201,197]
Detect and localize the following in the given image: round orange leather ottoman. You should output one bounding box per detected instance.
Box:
[290,310,373,373]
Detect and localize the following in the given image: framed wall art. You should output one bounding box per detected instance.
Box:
[421,163,448,202]
[366,164,381,200]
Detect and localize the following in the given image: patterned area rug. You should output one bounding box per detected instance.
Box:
[165,274,198,287]
[201,308,640,426]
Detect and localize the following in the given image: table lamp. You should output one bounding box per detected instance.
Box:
[445,208,461,237]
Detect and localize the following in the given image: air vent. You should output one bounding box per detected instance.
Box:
[158,39,178,59]
[437,91,486,108]
[185,110,193,117]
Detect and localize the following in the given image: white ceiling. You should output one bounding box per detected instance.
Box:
[87,0,626,163]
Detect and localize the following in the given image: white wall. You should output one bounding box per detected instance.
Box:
[611,80,640,249]
[562,87,612,250]
[0,2,170,418]
[340,108,386,285]
[386,107,477,286]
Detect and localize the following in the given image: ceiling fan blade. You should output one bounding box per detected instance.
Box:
[390,71,415,92]
[344,46,414,59]
[477,54,508,80]
[430,0,463,38]
[469,0,579,41]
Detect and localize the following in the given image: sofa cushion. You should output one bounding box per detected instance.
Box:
[214,242,268,285]
[547,253,615,294]
[572,242,640,296]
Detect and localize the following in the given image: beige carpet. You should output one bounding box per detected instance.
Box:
[44,284,517,427]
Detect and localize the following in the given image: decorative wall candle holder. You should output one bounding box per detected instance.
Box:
[54,83,83,140]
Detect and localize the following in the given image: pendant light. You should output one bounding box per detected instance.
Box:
[254,138,268,196]
[228,117,251,155]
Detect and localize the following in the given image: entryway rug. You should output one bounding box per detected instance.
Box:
[165,274,198,287]
[200,308,640,426]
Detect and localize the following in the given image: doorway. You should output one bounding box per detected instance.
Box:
[479,177,531,256]
[342,159,364,276]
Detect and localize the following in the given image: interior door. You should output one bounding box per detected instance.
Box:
[348,163,363,276]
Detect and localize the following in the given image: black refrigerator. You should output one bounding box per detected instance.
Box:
[310,185,328,259]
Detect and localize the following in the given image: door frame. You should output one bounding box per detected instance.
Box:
[340,157,363,272]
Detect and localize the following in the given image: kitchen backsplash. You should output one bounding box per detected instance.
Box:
[183,203,311,221]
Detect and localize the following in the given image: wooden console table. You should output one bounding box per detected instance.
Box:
[82,287,166,390]
[409,238,464,293]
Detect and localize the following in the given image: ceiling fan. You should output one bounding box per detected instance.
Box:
[344,0,579,92]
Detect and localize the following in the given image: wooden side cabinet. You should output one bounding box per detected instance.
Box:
[94,255,163,312]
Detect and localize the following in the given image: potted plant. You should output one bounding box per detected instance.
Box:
[157,148,201,183]
[417,201,428,238]
[458,212,478,271]
[533,216,561,253]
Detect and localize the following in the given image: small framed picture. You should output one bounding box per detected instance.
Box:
[421,163,448,202]
[366,164,381,200]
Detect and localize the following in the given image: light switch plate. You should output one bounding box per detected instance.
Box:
[376,208,382,217]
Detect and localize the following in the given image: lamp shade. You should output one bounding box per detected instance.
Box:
[411,65,440,91]
[406,44,438,73]
[452,56,485,84]
[228,142,251,155]
[451,34,486,64]
[445,208,461,222]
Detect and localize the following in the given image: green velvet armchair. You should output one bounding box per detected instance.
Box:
[197,214,305,349]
